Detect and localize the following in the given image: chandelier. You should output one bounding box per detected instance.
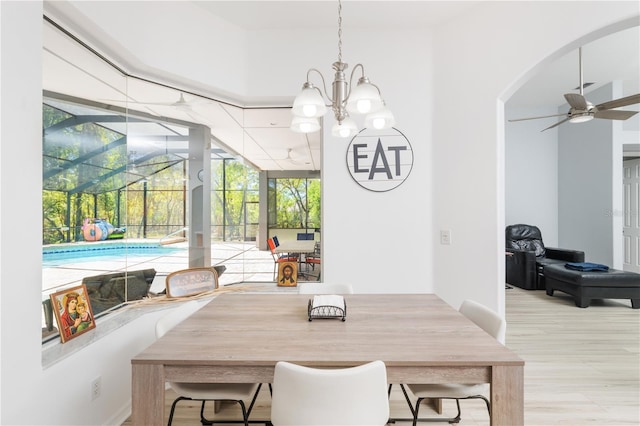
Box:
[290,0,395,138]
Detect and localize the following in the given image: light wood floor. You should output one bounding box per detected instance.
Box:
[123,285,640,425]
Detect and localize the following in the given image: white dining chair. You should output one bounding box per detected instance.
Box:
[399,299,506,425]
[270,360,389,426]
[155,300,262,426]
[297,282,354,294]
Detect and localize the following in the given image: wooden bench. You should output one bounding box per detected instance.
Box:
[544,264,640,308]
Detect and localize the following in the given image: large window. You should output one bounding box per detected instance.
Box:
[212,159,260,241]
[268,177,321,230]
[43,102,189,244]
[41,15,323,346]
[43,104,128,244]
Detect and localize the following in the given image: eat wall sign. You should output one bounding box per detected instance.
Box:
[346,127,414,192]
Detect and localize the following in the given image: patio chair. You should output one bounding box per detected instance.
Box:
[268,237,299,280]
[305,241,321,271]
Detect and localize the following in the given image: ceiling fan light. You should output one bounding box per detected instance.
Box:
[569,114,594,124]
[364,105,395,130]
[173,93,190,109]
[331,117,358,138]
[292,85,327,118]
[346,78,383,115]
[290,116,321,133]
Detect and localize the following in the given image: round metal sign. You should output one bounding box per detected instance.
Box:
[345,127,414,192]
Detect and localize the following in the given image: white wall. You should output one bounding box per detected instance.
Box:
[506,82,634,264]
[0,4,174,425]
[1,1,639,425]
[305,28,435,296]
[431,1,638,313]
[1,1,44,423]
[505,106,560,246]
[558,83,623,267]
[44,0,250,104]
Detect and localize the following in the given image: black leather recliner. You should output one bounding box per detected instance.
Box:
[506,224,585,290]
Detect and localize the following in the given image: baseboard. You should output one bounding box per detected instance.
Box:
[106,401,131,426]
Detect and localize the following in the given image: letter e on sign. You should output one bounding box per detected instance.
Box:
[345,127,414,192]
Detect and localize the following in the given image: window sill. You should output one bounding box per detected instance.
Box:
[41,302,169,369]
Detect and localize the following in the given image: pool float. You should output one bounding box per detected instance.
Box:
[82,218,124,241]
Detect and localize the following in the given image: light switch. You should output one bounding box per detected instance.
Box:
[440,230,452,245]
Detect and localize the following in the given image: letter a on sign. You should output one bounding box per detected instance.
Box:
[346,127,414,192]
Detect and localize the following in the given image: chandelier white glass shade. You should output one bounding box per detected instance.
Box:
[290,0,394,138]
[346,77,384,115]
[291,84,327,118]
[364,102,395,130]
[331,117,358,138]
[290,116,321,133]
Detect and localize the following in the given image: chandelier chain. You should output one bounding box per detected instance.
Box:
[337,0,342,63]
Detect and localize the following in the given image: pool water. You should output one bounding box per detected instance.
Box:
[42,243,184,266]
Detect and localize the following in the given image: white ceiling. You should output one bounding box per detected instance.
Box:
[195,1,639,109]
[507,26,639,109]
[194,1,482,30]
[44,1,639,172]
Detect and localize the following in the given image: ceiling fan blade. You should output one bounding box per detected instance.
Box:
[541,117,571,132]
[595,93,640,111]
[508,113,568,122]
[594,109,638,120]
[564,93,588,109]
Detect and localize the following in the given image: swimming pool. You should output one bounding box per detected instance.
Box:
[42,242,184,266]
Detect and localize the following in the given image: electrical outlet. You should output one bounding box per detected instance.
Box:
[91,376,101,400]
[440,230,452,245]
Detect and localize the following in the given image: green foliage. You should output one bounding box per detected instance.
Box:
[307,179,321,228]
[42,103,129,243]
[268,177,321,229]
[211,159,260,241]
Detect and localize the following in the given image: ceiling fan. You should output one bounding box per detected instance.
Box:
[509,47,640,132]
[276,148,309,165]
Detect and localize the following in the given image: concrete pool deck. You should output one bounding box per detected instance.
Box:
[42,239,317,297]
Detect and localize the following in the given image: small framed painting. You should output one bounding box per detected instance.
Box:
[277,261,298,287]
[50,283,96,343]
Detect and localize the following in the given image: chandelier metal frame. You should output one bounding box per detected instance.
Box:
[290,0,395,138]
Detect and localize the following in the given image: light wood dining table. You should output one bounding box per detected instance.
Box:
[131,293,524,425]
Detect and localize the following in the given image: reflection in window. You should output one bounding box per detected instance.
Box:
[43,100,189,244]
[41,15,323,345]
[43,102,128,243]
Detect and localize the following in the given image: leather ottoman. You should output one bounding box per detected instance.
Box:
[544,264,640,308]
